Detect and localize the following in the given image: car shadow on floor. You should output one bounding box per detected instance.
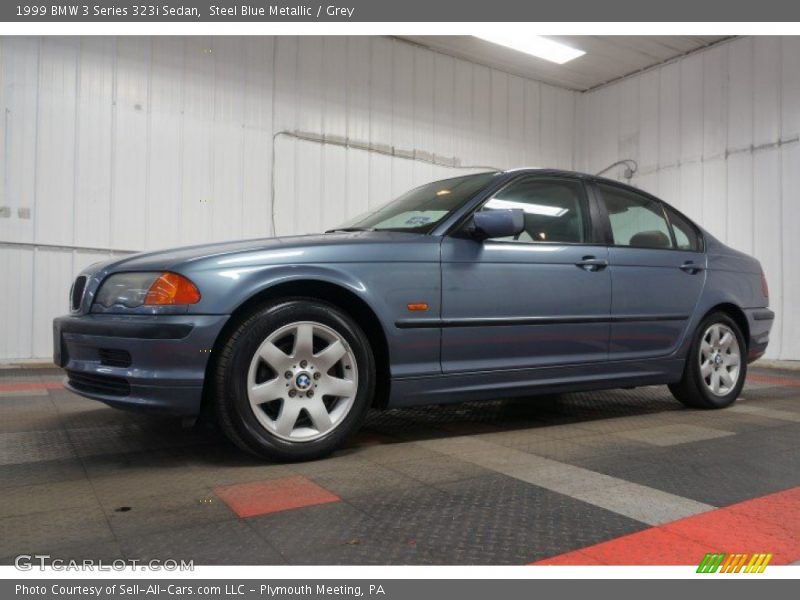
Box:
[359,386,683,442]
[48,384,686,470]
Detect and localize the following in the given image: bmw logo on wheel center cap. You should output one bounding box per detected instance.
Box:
[295,372,312,390]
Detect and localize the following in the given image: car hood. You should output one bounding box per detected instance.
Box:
[86,231,438,274]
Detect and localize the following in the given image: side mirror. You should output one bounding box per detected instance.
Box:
[470,209,525,241]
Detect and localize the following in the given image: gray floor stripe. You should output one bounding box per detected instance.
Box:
[728,403,800,423]
[616,424,735,446]
[0,390,49,397]
[416,436,714,526]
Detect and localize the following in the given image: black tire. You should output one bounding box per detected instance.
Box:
[669,311,747,409]
[213,298,375,461]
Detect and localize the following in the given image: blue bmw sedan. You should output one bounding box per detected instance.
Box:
[54,169,774,461]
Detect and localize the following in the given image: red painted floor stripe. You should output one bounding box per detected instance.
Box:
[536,550,605,566]
[724,486,800,529]
[0,382,62,392]
[537,528,712,566]
[214,475,340,518]
[747,374,800,387]
[533,486,800,566]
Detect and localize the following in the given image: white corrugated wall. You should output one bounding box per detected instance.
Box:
[0,36,576,360]
[3,35,797,362]
[576,36,800,360]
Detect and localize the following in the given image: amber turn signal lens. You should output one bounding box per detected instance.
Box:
[407,303,429,312]
[144,272,201,305]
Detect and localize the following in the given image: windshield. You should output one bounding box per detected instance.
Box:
[332,171,499,233]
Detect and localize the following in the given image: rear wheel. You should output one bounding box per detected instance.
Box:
[669,312,746,409]
[214,299,375,461]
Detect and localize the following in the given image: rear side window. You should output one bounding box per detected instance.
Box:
[479,177,587,243]
[598,184,673,249]
[664,205,703,252]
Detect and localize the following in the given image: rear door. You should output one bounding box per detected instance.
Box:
[439,174,611,373]
[593,182,706,360]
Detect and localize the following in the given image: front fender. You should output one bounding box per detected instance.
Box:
[183,261,443,379]
[190,263,373,315]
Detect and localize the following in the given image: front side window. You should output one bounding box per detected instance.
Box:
[664,205,703,252]
[333,171,499,233]
[598,184,673,249]
[477,177,587,243]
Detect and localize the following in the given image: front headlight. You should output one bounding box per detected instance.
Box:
[94,272,201,308]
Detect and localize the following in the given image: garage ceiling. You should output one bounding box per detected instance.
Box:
[398,36,731,92]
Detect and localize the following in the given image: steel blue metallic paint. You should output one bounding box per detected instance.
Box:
[53,168,773,417]
[440,239,612,372]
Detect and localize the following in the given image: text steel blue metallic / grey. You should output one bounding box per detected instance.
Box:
[53,169,774,460]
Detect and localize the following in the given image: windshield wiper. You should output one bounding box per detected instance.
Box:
[325,227,372,233]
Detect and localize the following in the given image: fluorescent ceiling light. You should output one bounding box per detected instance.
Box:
[485,198,568,217]
[475,34,585,65]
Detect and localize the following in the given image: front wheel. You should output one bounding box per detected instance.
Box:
[213,299,375,461]
[669,312,746,409]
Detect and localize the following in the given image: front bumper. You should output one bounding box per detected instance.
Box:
[745,308,775,363]
[53,313,229,416]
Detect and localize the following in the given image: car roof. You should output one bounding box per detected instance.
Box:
[499,167,655,198]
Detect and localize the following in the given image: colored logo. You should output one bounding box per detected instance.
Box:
[697,553,772,573]
[295,373,312,390]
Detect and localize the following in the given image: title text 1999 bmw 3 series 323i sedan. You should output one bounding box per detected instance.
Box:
[54,169,774,461]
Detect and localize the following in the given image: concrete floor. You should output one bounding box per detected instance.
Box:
[1,367,799,565]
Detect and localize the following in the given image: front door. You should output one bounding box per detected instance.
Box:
[593,182,706,360]
[440,175,611,374]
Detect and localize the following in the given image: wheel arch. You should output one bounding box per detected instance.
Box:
[201,278,391,417]
[701,302,750,350]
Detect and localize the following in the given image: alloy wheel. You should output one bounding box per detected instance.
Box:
[246,321,358,442]
[698,323,741,397]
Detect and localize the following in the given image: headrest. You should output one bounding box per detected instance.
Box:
[629,230,671,248]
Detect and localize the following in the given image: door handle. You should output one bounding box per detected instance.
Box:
[680,261,704,274]
[576,256,609,272]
